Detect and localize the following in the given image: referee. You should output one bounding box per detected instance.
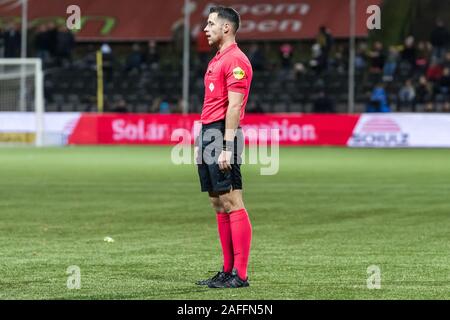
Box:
[195,6,253,289]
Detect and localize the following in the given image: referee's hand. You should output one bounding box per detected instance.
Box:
[218,150,232,171]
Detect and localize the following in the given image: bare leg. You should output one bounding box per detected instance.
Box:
[218,189,245,213]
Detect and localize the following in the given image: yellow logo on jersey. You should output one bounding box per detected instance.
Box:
[233,67,245,80]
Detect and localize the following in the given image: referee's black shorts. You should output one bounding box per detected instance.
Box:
[196,120,244,193]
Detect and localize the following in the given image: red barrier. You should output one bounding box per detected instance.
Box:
[68,114,360,146]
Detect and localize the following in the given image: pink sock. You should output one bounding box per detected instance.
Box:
[229,208,252,280]
[216,212,234,273]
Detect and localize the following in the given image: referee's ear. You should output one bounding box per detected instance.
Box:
[223,22,233,35]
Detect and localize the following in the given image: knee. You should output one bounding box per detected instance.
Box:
[222,202,233,213]
[209,198,224,213]
[220,192,244,213]
[220,197,236,213]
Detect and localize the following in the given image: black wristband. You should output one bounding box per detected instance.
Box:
[223,140,234,151]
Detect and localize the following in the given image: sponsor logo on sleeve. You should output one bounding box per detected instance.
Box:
[233,67,245,80]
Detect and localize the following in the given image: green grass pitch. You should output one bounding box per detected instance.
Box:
[0,146,449,299]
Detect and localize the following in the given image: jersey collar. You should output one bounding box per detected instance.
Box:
[216,43,237,58]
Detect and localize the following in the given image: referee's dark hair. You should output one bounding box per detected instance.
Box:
[210,6,241,33]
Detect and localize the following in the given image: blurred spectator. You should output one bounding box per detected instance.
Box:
[81,44,98,70]
[248,43,265,72]
[101,43,114,80]
[355,45,367,72]
[46,22,58,57]
[430,18,449,61]
[125,43,144,74]
[101,43,112,53]
[383,46,398,81]
[172,98,184,114]
[313,90,335,113]
[310,43,325,74]
[112,99,129,113]
[34,24,50,61]
[145,40,160,70]
[415,76,434,112]
[3,23,21,57]
[330,45,346,74]
[367,41,385,74]
[56,25,75,67]
[151,95,172,114]
[159,99,170,114]
[439,67,450,95]
[316,26,334,69]
[444,102,450,112]
[416,41,432,72]
[442,51,450,70]
[426,57,443,82]
[278,43,294,80]
[398,79,416,111]
[293,62,306,80]
[279,43,293,70]
[366,83,390,112]
[0,27,4,57]
[400,36,417,74]
[357,41,369,52]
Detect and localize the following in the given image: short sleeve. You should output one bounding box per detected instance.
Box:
[224,58,248,94]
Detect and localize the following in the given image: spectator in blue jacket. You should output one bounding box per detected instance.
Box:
[366,83,391,112]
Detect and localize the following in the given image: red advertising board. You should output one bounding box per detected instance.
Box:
[0,0,381,41]
[68,114,360,146]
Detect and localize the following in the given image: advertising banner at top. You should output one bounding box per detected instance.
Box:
[0,0,380,41]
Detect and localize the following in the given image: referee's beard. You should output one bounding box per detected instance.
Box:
[207,35,221,48]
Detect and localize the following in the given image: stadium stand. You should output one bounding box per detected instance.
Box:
[1,0,449,114]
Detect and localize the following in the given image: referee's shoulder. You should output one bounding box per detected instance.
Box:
[229,48,251,64]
